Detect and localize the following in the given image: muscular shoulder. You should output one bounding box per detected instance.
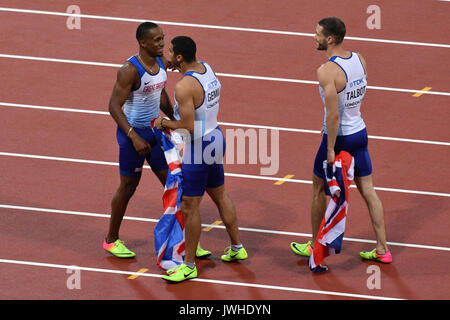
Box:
[173,77,193,100]
[116,61,138,85]
[317,62,338,86]
[178,75,202,94]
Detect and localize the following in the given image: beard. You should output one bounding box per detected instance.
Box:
[316,41,327,51]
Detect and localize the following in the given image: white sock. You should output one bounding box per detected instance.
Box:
[231,244,243,252]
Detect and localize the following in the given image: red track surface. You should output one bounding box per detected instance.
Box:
[0,0,449,301]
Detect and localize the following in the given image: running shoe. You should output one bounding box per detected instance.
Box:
[290,241,313,257]
[221,246,248,262]
[103,239,136,258]
[166,264,181,275]
[165,244,211,275]
[360,249,392,263]
[162,264,197,283]
[310,264,329,273]
[196,243,212,258]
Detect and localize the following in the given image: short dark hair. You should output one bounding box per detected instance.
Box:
[318,17,346,45]
[171,36,196,63]
[136,21,159,41]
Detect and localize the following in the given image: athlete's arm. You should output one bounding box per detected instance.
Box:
[159,88,175,120]
[156,78,196,133]
[357,53,368,80]
[108,63,151,155]
[317,63,339,165]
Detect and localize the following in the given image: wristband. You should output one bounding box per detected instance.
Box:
[160,118,166,129]
[127,127,133,137]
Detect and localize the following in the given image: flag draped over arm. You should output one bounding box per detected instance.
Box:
[309,151,354,272]
[151,119,185,270]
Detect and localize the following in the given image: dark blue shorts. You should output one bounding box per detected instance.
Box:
[182,126,225,197]
[117,126,168,177]
[313,128,372,179]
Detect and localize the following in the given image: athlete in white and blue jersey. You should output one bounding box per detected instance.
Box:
[315,51,370,179]
[104,22,174,258]
[156,36,247,283]
[290,17,391,268]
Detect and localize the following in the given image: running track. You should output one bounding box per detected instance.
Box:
[0,0,449,301]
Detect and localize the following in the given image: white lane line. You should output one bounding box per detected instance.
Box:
[0,53,121,68]
[0,7,449,49]
[0,54,449,97]
[0,258,403,300]
[1,101,449,147]
[1,204,449,252]
[1,151,449,198]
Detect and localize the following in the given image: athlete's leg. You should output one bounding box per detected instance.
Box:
[106,174,141,243]
[206,185,241,245]
[153,169,168,186]
[107,127,149,244]
[310,172,327,244]
[354,174,389,254]
[181,195,203,264]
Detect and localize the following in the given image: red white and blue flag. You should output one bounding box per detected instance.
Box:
[309,151,354,272]
[151,119,185,270]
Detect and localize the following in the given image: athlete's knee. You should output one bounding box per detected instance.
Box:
[206,185,226,204]
[181,196,201,216]
[311,173,325,198]
[355,175,377,199]
[118,176,140,197]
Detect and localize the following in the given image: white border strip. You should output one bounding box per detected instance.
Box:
[1,53,449,97]
[1,101,449,146]
[1,151,449,197]
[0,258,403,300]
[1,204,448,252]
[0,7,448,48]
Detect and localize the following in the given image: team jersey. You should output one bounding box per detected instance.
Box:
[123,55,167,128]
[173,62,221,140]
[320,52,367,136]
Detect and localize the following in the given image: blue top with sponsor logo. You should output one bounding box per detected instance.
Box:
[123,55,167,128]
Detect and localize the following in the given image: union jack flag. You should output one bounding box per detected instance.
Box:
[151,119,185,270]
[309,151,354,272]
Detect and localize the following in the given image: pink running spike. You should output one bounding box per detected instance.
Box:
[103,240,116,251]
[375,251,392,263]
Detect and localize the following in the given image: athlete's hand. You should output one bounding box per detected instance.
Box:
[327,149,335,166]
[155,117,164,130]
[129,131,151,155]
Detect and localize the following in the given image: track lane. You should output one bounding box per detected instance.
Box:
[1,0,449,301]
[1,0,449,45]
[0,201,449,299]
[1,106,449,193]
[0,59,449,143]
[0,10,449,92]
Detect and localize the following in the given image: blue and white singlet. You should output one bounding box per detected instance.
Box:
[173,62,221,140]
[320,52,367,136]
[123,56,167,128]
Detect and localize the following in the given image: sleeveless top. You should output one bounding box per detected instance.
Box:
[174,62,221,140]
[123,55,167,128]
[320,52,367,136]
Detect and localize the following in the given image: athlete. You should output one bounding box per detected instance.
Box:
[290,17,392,265]
[103,22,211,259]
[156,36,247,282]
